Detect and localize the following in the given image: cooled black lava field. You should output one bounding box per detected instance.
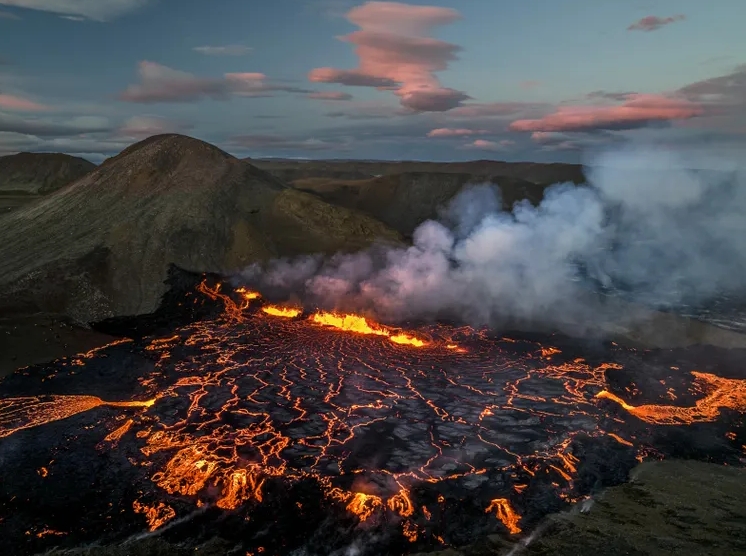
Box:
[1,272,744,556]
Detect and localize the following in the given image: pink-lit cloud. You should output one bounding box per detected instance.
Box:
[462,139,514,152]
[427,127,489,138]
[447,101,546,118]
[627,14,685,32]
[119,61,311,103]
[0,93,48,111]
[308,1,469,112]
[307,91,353,101]
[509,94,703,132]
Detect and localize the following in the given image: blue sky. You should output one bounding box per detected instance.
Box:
[0,0,744,162]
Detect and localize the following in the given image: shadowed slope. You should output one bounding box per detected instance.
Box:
[0,134,401,322]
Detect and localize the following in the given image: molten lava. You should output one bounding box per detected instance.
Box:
[262,305,302,318]
[310,311,427,347]
[597,371,746,425]
[311,311,390,336]
[0,395,154,439]
[486,498,522,534]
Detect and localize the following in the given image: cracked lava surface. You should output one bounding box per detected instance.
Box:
[0,278,745,555]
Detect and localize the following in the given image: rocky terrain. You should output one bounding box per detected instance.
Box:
[0,135,401,323]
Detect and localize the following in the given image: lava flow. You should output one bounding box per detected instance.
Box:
[0,278,744,556]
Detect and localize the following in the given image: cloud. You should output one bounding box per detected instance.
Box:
[228,134,347,152]
[427,128,489,138]
[308,1,468,112]
[627,14,685,32]
[462,138,514,152]
[0,112,110,136]
[119,61,311,103]
[0,94,48,111]
[308,91,353,101]
[193,45,253,56]
[509,94,703,132]
[586,90,638,102]
[448,102,546,118]
[678,64,746,108]
[0,0,150,21]
[118,115,193,139]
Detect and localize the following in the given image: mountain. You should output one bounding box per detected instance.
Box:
[0,152,96,194]
[292,172,549,237]
[0,134,401,322]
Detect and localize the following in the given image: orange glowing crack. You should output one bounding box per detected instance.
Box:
[596,371,746,425]
[262,305,302,318]
[0,396,155,439]
[485,498,522,534]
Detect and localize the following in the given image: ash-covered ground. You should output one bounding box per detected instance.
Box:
[0,270,744,556]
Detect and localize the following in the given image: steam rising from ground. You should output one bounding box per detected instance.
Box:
[238,145,746,333]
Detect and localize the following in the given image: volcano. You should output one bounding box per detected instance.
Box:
[0,135,401,322]
[0,270,744,555]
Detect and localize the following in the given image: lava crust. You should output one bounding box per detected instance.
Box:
[0,274,744,555]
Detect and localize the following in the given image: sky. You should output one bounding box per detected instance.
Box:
[0,0,744,163]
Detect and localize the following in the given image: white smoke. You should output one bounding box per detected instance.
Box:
[238,145,746,335]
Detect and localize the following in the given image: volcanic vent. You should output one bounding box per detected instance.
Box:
[0,272,744,555]
[0,134,401,322]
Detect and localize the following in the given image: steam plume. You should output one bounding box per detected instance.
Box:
[238,145,746,334]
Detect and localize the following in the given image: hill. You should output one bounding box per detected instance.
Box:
[0,152,96,215]
[248,158,586,186]
[292,172,548,237]
[0,134,401,322]
[0,152,95,194]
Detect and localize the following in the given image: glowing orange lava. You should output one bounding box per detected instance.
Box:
[485,498,522,534]
[389,333,427,347]
[345,493,383,522]
[0,396,155,439]
[311,312,390,336]
[262,305,302,318]
[132,500,176,531]
[597,371,746,425]
[310,311,427,347]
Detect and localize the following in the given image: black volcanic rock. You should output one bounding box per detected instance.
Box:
[0,152,95,194]
[0,134,401,322]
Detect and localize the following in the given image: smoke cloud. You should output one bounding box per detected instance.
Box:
[238,145,746,335]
